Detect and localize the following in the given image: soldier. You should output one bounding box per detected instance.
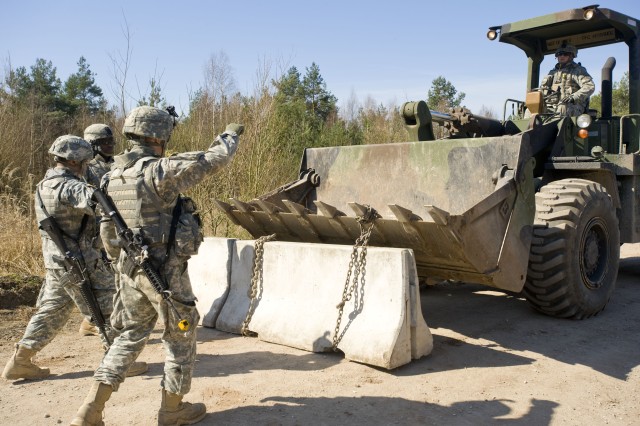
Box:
[541,43,595,116]
[70,106,243,426]
[1,136,146,381]
[84,123,116,188]
[79,123,117,337]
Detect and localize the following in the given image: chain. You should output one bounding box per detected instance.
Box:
[332,205,379,351]
[241,233,277,336]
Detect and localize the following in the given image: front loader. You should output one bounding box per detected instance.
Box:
[215,5,640,319]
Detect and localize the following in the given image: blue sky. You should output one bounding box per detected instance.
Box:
[2,1,637,117]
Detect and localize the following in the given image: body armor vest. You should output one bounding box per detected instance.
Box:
[36,174,91,240]
[35,170,98,267]
[107,156,176,247]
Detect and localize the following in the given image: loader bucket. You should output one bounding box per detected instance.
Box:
[215,135,536,292]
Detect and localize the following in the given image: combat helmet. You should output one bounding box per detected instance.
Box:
[555,43,578,57]
[83,123,114,144]
[122,106,174,144]
[48,135,93,162]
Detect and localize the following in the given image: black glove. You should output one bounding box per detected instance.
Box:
[225,123,244,136]
[560,95,574,104]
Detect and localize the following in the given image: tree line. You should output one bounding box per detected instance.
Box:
[0,54,630,275]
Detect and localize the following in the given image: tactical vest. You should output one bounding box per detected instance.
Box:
[36,174,92,240]
[542,62,589,102]
[107,156,175,247]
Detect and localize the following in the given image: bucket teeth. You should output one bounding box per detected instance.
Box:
[213,200,241,225]
[389,204,422,222]
[282,200,310,216]
[348,202,373,217]
[425,205,451,226]
[314,201,345,218]
[230,198,256,213]
[254,200,283,214]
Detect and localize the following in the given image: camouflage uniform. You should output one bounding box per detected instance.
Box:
[20,167,117,350]
[86,152,113,188]
[542,60,595,116]
[93,109,241,396]
[15,136,115,354]
[79,124,117,337]
[84,123,115,188]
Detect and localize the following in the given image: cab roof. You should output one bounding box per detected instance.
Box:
[494,5,639,56]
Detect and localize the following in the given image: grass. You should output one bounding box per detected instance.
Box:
[0,166,43,276]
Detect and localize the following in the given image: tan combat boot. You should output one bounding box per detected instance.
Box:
[79,318,99,336]
[1,344,50,380]
[69,381,113,426]
[126,361,149,377]
[158,389,206,425]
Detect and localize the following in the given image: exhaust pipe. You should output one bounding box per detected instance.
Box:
[601,57,616,118]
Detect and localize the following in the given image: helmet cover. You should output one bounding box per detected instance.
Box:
[48,135,93,161]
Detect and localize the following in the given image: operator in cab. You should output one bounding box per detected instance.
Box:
[541,43,595,116]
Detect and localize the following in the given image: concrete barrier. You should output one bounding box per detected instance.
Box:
[191,238,432,369]
[187,237,235,327]
[244,241,432,369]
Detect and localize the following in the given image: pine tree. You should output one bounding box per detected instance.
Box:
[427,76,466,111]
[6,58,62,110]
[301,63,337,123]
[63,56,106,114]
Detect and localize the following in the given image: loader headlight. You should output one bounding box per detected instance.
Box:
[576,113,592,129]
[584,8,596,20]
[487,26,500,40]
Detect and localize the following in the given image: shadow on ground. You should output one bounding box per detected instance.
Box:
[201,395,559,425]
[413,254,640,380]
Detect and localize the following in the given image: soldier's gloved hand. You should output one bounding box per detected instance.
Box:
[560,95,574,104]
[225,123,244,136]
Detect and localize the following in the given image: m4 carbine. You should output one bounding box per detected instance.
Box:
[92,189,190,332]
[38,216,112,346]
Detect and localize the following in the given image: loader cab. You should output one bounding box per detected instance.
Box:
[489,5,640,155]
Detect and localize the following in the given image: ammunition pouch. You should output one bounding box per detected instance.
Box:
[172,196,204,257]
[59,269,77,288]
[120,254,139,279]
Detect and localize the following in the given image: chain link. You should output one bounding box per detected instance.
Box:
[332,205,379,350]
[241,233,276,336]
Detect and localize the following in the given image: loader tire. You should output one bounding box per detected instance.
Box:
[524,178,619,319]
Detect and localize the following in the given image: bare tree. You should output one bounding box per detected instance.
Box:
[108,12,133,118]
[135,60,166,108]
[341,89,360,123]
[203,51,236,133]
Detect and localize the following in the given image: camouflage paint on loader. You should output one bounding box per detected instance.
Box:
[216,5,640,320]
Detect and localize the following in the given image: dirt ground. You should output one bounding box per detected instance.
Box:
[0,244,638,426]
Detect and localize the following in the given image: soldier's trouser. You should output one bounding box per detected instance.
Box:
[94,263,199,394]
[19,260,115,351]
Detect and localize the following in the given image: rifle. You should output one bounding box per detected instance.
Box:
[38,216,112,346]
[92,189,191,332]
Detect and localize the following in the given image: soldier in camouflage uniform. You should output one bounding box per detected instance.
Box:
[80,123,117,337]
[84,123,116,188]
[70,106,243,426]
[541,43,595,116]
[1,136,146,381]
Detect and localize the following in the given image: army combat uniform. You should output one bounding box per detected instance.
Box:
[86,152,114,188]
[1,136,114,382]
[95,129,239,392]
[71,105,243,426]
[22,167,116,349]
[542,61,595,116]
[80,124,117,337]
[2,135,147,383]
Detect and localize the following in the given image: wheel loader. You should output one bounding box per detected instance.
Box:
[215,5,640,320]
